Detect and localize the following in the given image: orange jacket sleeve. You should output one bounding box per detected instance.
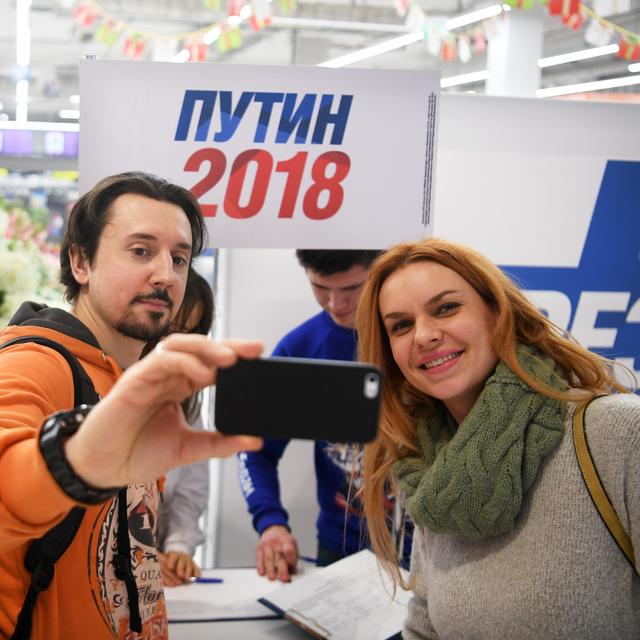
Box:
[0,345,81,552]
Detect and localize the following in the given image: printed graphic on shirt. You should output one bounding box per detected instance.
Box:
[323,442,364,515]
[237,451,255,498]
[95,483,168,639]
[323,441,412,560]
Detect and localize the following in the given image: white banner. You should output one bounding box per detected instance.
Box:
[79,60,440,249]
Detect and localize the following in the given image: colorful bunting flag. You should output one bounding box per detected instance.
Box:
[548,0,580,17]
[249,0,272,31]
[72,2,98,27]
[394,0,410,18]
[217,26,242,53]
[277,0,296,15]
[227,0,244,16]
[64,0,637,73]
[440,38,457,62]
[561,11,585,30]
[187,39,208,61]
[472,29,487,54]
[123,33,145,59]
[617,34,640,60]
[503,0,534,9]
[96,19,121,46]
[248,14,270,31]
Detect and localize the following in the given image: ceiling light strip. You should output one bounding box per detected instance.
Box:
[16,0,31,67]
[59,109,80,120]
[203,26,222,44]
[441,70,490,87]
[445,4,503,30]
[0,121,79,132]
[318,32,424,68]
[16,0,31,122]
[537,74,640,97]
[538,44,620,68]
[171,49,190,63]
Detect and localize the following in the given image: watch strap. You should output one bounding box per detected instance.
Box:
[39,405,121,505]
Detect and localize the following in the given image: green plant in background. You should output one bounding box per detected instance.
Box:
[0,198,66,328]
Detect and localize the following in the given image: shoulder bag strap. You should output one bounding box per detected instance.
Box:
[0,335,99,406]
[572,398,638,575]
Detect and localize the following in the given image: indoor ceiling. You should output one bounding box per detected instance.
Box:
[1,0,639,124]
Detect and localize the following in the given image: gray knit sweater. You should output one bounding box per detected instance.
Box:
[403,393,640,640]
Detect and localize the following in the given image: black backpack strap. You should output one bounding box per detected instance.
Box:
[0,335,99,640]
[10,507,85,640]
[0,336,99,406]
[114,488,142,633]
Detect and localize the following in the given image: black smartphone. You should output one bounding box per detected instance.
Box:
[214,356,382,443]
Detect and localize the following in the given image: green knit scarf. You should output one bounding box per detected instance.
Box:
[392,344,568,540]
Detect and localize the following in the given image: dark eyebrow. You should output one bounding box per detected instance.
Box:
[126,233,192,252]
[382,289,459,321]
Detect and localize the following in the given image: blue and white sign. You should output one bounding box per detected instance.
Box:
[435,94,639,385]
[504,160,639,383]
[79,60,440,249]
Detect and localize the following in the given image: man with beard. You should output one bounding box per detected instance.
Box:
[0,172,262,640]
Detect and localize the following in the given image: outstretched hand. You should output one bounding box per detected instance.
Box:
[65,334,263,489]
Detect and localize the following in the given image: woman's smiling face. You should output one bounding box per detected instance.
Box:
[379,260,499,424]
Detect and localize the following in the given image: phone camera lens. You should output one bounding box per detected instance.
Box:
[364,373,380,399]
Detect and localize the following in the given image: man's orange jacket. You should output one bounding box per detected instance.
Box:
[0,302,168,640]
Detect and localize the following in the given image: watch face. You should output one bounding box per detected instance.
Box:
[50,405,92,436]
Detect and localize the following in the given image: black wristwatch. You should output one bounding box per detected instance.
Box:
[39,405,121,505]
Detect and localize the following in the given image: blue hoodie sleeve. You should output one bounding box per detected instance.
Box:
[237,437,291,534]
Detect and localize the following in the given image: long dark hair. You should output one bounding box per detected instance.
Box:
[173,270,215,423]
[143,269,214,423]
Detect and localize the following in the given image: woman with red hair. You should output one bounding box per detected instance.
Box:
[357,237,639,639]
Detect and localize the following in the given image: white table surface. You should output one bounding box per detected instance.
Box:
[165,565,317,639]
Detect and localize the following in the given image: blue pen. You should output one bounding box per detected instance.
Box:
[193,576,224,584]
[300,555,317,564]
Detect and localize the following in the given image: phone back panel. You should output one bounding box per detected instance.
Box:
[214,357,382,443]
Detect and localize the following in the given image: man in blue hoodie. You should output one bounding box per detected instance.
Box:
[237,250,383,582]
